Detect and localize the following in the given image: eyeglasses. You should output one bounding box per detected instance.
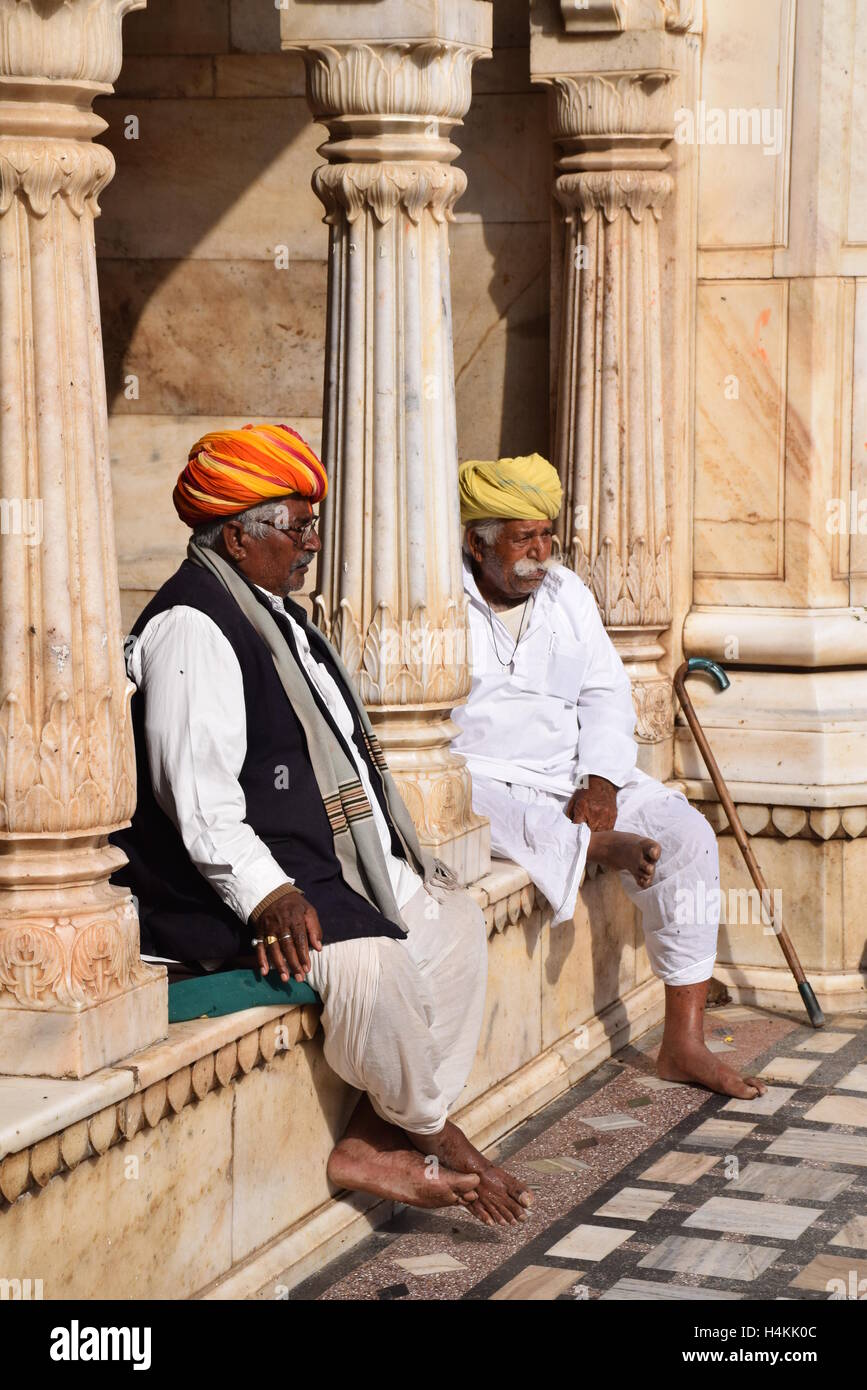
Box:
[258,517,319,545]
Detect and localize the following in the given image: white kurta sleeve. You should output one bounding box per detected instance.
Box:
[129,606,294,924]
[574,588,638,787]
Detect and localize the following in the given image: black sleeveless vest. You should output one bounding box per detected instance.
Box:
[110,560,408,962]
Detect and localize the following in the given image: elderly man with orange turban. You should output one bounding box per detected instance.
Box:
[453,454,767,1101]
[111,424,534,1225]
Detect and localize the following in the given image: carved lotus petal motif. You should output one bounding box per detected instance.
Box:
[359,601,390,703]
[550,71,676,142]
[20,149,66,216]
[0,682,134,834]
[655,536,673,618]
[626,539,656,620]
[557,170,673,224]
[367,169,401,225]
[0,0,147,87]
[65,143,115,217]
[312,594,332,641]
[0,695,37,832]
[403,170,433,225]
[664,0,696,32]
[39,693,87,809]
[430,166,466,224]
[300,41,482,123]
[0,141,117,218]
[313,162,466,227]
[591,539,625,625]
[331,599,363,678]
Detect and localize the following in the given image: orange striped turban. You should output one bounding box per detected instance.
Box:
[173,424,328,528]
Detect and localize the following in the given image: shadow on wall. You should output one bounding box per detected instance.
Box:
[94,1,325,419]
[93,0,327,621]
[449,0,556,463]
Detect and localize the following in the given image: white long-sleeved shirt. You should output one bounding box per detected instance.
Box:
[452,561,638,796]
[125,586,421,928]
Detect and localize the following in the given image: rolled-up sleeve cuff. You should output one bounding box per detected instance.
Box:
[231,859,296,925]
[580,764,632,790]
[249,881,302,923]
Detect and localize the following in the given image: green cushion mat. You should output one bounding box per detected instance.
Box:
[168,968,319,1023]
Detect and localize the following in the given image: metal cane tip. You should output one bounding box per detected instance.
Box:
[687,656,731,691]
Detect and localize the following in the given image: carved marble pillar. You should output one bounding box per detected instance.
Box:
[531,0,698,780]
[0,0,166,1077]
[282,2,492,883]
[551,76,675,768]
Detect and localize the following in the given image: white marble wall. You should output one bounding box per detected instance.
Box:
[682,0,867,1006]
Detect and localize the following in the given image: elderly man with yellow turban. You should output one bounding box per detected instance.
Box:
[112,424,534,1226]
[453,455,767,1101]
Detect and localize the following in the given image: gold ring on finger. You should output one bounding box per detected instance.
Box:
[264,935,279,946]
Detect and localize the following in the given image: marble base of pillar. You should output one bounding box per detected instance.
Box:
[372,709,490,886]
[0,976,167,1080]
[708,833,867,1015]
[0,840,167,1078]
[614,629,675,782]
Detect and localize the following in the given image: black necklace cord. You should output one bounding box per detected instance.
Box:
[486,597,530,668]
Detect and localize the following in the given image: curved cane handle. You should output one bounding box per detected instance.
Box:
[682,656,730,691]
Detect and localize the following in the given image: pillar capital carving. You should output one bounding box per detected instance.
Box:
[558,169,675,223]
[547,69,677,144]
[313,160,467,226]
[0,0,145,89]
[292,39,486,124]
[0,136,114,216]
[285,36,489,168]
[558,0,696,34]
[555,168,673,222]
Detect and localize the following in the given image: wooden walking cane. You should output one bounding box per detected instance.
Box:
[674,657,825,1029]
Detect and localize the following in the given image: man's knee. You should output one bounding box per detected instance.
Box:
[433,886,489,971]
[682,803,719,876]
[639,794,719,880]
[376,935,436,1027]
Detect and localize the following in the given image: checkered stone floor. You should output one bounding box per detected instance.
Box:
[274,1005,867,1302]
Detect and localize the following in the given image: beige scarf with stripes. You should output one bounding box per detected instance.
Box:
[188,541,436,929]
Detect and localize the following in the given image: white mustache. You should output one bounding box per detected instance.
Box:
[512,555,555,578]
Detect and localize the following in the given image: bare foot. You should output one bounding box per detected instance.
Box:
[657,1037,768,1099]
[589,830,661,888]
[327,1139,480,1210]
[406,1120,534,1228]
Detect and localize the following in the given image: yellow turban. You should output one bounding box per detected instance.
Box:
[459,455,562,524]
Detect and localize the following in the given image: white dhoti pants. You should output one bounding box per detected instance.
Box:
[471,770,719,988]
[304,881,488,1136]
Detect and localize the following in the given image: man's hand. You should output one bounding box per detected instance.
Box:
[565,775,618,832]
[254,891,322,984]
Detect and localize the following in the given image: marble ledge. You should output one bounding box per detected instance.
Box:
[0,1001,320,1164]
[474,860,534,906]
[0,1069,135,1164]
[473,861,539,934]
[682,779,867,814]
